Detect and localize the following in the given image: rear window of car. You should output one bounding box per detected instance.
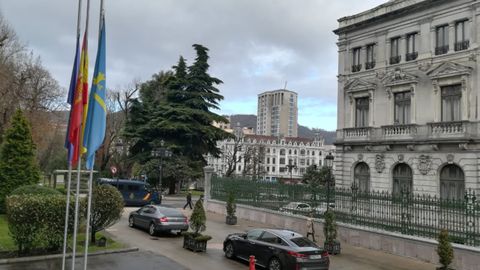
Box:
[158,207,181,216]
[290,237,318,247]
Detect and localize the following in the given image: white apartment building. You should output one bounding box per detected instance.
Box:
[334,0,480,198]
[207,134,333,182]
[257,89,298,137]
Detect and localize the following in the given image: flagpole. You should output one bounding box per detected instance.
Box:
[62,1,83,270]
[83,167,94,270]
[61,164,73,270]
[71,159,82,270]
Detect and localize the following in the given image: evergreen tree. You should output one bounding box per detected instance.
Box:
[437,229,454,270]
[0,109,41,212]
[189,198,206,235]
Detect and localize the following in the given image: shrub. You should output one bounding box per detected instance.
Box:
[89,184,123,244]
[189,199,206,235]
[6,194,82,254]
[323,209,337,244]
[0,110,41,213]
[11,185,61,196]
[226,192,236,217]
[437,229,454,270]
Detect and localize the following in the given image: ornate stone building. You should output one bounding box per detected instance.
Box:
[207,134,333,182]
[334,0,480,198]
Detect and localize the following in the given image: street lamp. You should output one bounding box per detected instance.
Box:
[151,140,172,197]
[325,152,334,210]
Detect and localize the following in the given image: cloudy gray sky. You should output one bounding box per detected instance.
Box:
[0,0,386,131]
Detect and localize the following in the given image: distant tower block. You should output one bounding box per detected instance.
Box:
[256,89,298,137]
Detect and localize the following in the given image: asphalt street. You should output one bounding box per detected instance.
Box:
[0,250,188,270]
[106,198,437,270]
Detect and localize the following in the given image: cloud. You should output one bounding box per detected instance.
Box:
[0,0,387,131]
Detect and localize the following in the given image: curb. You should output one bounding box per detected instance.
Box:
[0,247,139,265]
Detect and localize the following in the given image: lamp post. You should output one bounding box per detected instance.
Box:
[151,140,172,197]
[325,152,334,210]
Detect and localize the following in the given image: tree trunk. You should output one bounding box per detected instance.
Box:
[91,229,96,244]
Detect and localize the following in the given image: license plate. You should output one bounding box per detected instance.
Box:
[309,255,322,259]
[171,230,180,233]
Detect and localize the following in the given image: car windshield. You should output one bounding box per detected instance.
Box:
[158,207,182,216]
[290,237,318,247]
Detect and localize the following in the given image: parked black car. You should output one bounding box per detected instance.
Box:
[128,205,188,236]
[223,228,329,270]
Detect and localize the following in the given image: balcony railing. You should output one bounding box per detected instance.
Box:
[389,55,401,65]
[405,52,418,61]
[382,124,417,136]
[454,40,469,51]
[337,122,475,143]
[344,127,371,138]
[429,121,466,135]
[352,64,362,73]
[365,61,375,70]
[435,45,449,55]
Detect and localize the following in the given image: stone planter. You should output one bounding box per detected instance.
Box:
[183,234,209,252]
[324,240,341,255]
[226,215,237,225]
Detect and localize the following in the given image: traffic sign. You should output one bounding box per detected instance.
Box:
[110,166,117,175]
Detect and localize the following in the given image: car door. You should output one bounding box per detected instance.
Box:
[237,229,263,260]
[256,231,285,267]
[137,206,155,229]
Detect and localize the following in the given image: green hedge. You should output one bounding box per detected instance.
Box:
[6,194,84,254]
[10,185,61,196]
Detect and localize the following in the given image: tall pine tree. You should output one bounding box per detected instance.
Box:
[0,109,41,212]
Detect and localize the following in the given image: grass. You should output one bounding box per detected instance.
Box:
[0,215,15,251]
[0,214,124,255]
[180,190,204,197]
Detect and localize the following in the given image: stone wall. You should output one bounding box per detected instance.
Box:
[206,199,480,270]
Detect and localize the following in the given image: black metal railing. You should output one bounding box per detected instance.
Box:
[211,176,480,247]
[435,45,449,55]
[455,40,469,51]
[352,64,362,73]
[389,55,401,65]
[365,61,375,70]
[405,52,418,61]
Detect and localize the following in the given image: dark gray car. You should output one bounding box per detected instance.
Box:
[128,205,189,236]
[223,228,329,270]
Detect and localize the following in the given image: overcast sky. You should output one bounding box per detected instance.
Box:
[0,0,386,131]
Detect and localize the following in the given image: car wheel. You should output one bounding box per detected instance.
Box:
[128,216,135,228]
[224,241,235,259]
[148,223,156,236]
[268,257,282,270]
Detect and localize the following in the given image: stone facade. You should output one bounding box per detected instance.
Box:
[334,0,480,196]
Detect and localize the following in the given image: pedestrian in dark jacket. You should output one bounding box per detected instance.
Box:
[183,192,193,209]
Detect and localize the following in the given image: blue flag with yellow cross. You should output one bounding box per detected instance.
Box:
[84,15,106,170]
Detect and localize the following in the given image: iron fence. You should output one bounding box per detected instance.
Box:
[211,176,480,247]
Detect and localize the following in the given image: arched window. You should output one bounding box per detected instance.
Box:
[392,164,413,196]
[354,162,370,193]
[440,164,464,200]
[280,149,286,155]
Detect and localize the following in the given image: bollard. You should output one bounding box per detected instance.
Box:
[249,255,256,270]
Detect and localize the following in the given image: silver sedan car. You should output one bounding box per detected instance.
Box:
[128,205,189,236]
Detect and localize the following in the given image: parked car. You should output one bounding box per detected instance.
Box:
[128,205,188,236]
[98,178,162,206]
[280,202,335,216]
[223,228,329,270]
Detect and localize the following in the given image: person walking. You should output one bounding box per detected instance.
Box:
[183,192,193,210]
[306,212,316,242]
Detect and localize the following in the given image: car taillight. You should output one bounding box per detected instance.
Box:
[287,251,307,258]
[184,217,188,223]
[159,217,168,223]
[321,250,329,257]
